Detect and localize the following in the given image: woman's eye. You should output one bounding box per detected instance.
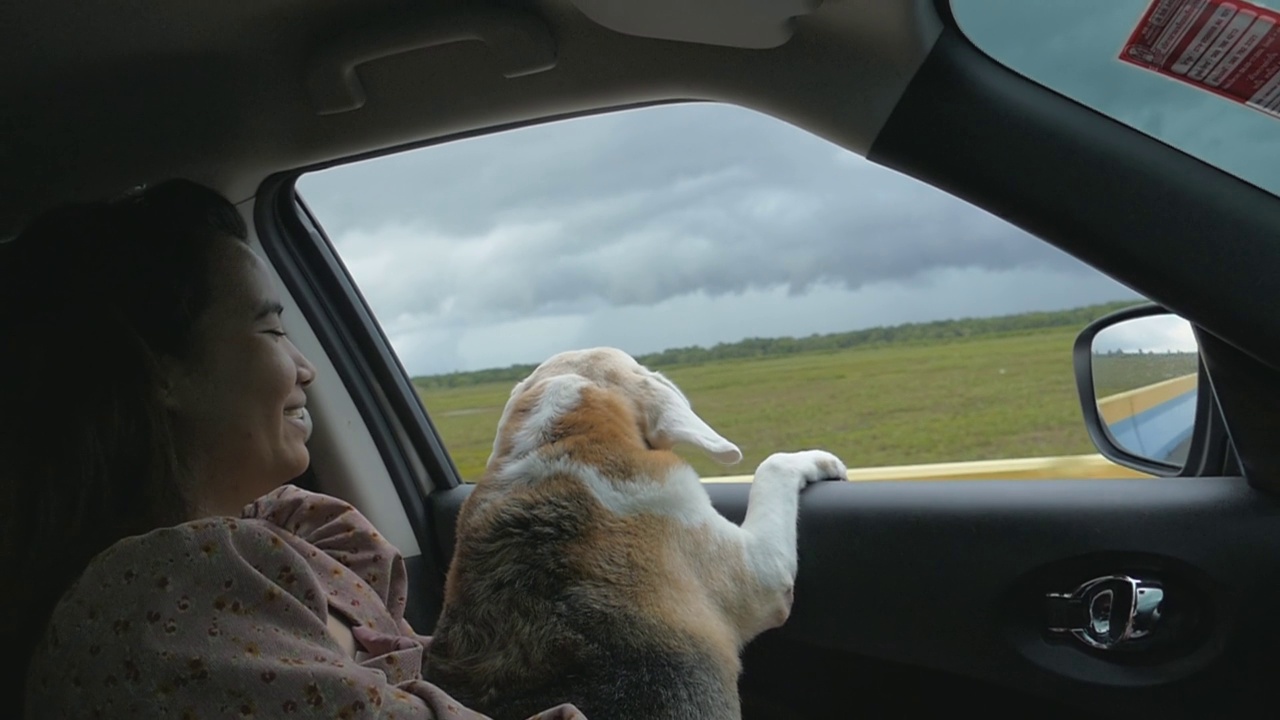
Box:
[266,329,288,338]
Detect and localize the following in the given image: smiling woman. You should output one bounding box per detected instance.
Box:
[1,180,582,719]
[297,102,1148,481]
[160,237,318,517]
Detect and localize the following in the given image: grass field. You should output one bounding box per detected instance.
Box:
[1092,352,1199,398]
[415,326,1100,481]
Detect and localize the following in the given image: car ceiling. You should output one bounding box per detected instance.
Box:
[0,0,941,240]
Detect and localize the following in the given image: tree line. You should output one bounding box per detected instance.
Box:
[412,299,1143,389]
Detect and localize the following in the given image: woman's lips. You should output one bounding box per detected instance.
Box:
[285,406,313,442]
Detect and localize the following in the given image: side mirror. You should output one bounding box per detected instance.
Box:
[1073,304,1203,476]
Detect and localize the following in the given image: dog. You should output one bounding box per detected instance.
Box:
[425,347,847,719]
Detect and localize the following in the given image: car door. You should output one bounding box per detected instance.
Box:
[259,2,1280,719]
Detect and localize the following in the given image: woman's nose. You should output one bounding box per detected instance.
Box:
[296,350,317,387]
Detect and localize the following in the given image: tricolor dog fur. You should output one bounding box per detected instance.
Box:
[426,347,847,719]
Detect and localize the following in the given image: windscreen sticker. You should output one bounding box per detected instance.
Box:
[1120,0,1280,118]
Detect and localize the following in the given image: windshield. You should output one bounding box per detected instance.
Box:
[950,0,1280,199]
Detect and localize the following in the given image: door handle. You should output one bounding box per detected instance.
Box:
[1046,574,1164,651]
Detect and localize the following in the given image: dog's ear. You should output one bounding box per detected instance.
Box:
[642,372,742,465]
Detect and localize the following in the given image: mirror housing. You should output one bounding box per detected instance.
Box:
[1073,303,1206,477]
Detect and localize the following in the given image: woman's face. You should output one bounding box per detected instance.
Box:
[164,237,317,517]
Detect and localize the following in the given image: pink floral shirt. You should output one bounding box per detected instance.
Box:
[24,485,584,720]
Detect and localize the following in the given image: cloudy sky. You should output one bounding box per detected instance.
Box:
[1094,314,1199,354]
[294,0,1279,377]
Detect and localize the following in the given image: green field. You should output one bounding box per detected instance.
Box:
[416,326,1101,481]
[1092,352,1199,398]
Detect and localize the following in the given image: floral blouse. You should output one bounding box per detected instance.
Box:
[24,484,584,720]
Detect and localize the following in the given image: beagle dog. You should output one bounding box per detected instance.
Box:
[426,347,847,720]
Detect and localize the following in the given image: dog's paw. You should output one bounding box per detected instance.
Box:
[756,450,848,488]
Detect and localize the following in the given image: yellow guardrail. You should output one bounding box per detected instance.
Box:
[1096,373,1197,425]
[697,374,1199,483]
[700,452,1153,483]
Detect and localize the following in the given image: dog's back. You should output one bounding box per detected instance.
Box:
[426,348,845,719]
[427,470,740,719]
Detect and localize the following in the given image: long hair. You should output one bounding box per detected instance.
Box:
[0,179,249,711]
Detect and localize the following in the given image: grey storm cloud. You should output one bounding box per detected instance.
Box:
[300,103,1084,327]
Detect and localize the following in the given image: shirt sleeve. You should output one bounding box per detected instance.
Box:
[23,516,490,719]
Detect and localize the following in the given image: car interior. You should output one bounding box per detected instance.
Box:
[6,0,1280,717]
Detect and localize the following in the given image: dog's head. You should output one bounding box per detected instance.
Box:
[485,347,742,472]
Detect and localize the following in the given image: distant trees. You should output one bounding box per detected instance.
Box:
[411,300,1143,390]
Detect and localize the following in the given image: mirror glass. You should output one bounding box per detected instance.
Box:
[1091,314,1199,469]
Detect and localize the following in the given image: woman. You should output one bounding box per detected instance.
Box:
[0,180,583,719]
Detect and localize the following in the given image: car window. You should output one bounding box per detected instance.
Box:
[296,103,1149,482]
[950,0,1280,200]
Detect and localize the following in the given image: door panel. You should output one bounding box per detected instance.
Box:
[427,477,1280,718]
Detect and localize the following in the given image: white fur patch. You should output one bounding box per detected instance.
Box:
[505,374,592,459]
[580,462,722,529]
[578,459,794,593]
[496,454,728,530]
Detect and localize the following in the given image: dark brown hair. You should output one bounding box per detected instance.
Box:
[0,179,249,709]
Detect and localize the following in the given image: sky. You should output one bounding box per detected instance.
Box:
[1093,314,1199,353]
[296,105,1139,375]
[293,0,1280,377]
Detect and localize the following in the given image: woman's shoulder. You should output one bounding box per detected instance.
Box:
[241,483,382,543]
[242,484,408,603]
[63,513,328,615]
[63,485,397,604]
[27,515,334,698]
[50,485,407,632]
[26,512,442,719]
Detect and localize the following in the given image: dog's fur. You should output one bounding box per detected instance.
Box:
[425,347,846,720]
